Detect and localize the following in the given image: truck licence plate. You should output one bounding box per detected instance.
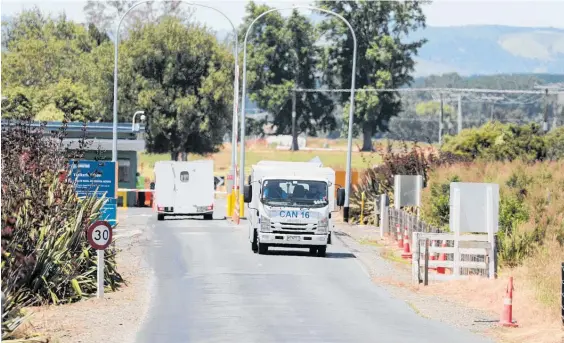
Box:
[287,235,301,242]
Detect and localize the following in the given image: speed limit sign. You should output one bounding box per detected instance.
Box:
[87,221,113,250]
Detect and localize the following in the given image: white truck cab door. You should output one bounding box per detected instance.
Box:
[247,177,260,242]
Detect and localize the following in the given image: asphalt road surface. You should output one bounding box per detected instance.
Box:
[135,199,494,343]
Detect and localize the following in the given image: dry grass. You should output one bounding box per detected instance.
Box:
[138,138,434,181]
[139,140,376,180]
[418,160,564,343]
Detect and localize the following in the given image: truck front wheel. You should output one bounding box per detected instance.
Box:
[252,231,258,253]
[157,213,165,221]
[316,246,327,257]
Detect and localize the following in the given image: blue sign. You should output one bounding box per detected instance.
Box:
[68,160,117,225]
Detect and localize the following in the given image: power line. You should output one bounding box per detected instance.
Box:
[293,87,564,95]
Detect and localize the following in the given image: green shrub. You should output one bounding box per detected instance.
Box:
[422,175,461,230]
[441,122,547,162]
[499,193,529,235]
[545,126,564,160]
[497,226,536,267]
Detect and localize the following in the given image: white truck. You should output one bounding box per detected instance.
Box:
[153,160,215,221]
[243,161,346,257]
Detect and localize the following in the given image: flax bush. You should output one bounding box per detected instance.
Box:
[1,121,123,340]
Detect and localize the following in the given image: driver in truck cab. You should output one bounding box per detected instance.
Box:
[306,183,326,201]
[263,182,287,199]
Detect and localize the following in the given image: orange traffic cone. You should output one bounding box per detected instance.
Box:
[401,228,412,259]
[499,277,518,327]
[436,240,447,274]
[396,224,403,249]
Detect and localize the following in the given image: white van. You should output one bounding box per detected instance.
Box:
[153,160,214,221]
[243,161,342,257]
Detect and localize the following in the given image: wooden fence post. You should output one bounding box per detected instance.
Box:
[424,238,430,286]
[412,232,421,285]
[379,194,388,238]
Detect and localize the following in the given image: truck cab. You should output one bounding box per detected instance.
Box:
[243,162,338,257]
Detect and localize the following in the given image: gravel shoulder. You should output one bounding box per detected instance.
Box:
[22,210,154,343]
[334,223,503,341]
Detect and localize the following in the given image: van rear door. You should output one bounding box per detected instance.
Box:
[172,161,214,214]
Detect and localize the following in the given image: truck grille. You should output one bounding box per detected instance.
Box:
[271,222,318,232]
[272,230,313,235]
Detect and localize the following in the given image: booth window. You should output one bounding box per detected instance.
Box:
[118,159,131,182]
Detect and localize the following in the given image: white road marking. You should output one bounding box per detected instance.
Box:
[354,258,371,278]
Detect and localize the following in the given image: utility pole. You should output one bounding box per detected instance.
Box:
[291,90,298,151]
[543,88,549,133]
[439,93,444,145]
[457,94,462,134]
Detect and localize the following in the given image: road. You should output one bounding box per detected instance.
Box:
[134,199,494,343]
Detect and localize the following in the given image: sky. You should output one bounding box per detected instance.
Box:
[2,0,564,31]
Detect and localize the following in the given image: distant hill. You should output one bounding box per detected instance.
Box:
[410,25,564,76]
[5,9,563,76]
[218,24,564,77]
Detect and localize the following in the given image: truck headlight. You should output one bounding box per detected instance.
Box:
[317,217,328,233]
[260,216,271,232]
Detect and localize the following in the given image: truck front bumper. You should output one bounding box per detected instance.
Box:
[258,232,328,246]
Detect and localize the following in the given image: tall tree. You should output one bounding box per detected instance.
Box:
[84,0,194,35]
[1,9,101,121]
[239,3,334,150]
[123,18,234,160]
[317,0,428,151]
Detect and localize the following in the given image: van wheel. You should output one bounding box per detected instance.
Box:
[316,246,327,257]
[309,247,317,255]
[258,241,268,255]
[252,231,258,253]
[157,213,165,221]
[203,213,213,220]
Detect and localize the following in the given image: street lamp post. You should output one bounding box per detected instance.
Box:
[131,110,146,131]
[112,1,240,184]
[239,5,357,222]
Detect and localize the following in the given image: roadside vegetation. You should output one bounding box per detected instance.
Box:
[348,122,564,318]
[1,122,124,342]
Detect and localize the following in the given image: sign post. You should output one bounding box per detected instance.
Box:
[87,221,113,298]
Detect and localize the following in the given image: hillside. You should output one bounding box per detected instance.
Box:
[217,24,564,77]
[411,25,564,76]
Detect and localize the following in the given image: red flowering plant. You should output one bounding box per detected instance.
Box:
[1,120,123,339]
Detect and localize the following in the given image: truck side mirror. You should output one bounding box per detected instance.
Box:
[336,188,345,207]
[244,185,253,203]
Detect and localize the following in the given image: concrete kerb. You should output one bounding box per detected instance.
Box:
[332,223,411,283]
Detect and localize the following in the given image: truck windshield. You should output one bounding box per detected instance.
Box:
[261,179,328,208]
